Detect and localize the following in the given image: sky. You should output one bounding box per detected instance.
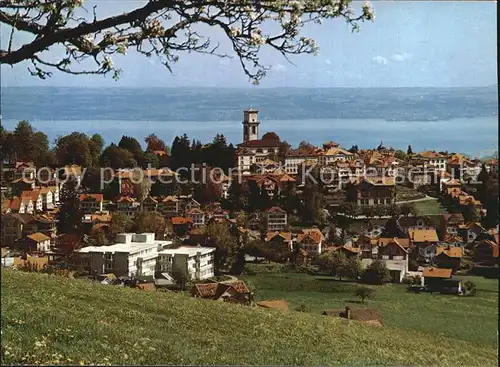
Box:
[1,1,497,88]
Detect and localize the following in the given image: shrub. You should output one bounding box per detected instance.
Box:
[462,280,477,296]
[295,304,308,312]
[460,258,473,272]
[412,275,422,285]
[361,260,391,285]
[354,286,375,304]
[409,259,419,271]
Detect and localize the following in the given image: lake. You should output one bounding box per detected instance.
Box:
[1,116,497,158]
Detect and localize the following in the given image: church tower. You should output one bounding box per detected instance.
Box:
[242,108,260,142]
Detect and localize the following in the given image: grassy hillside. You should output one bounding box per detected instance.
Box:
[1,269,498,366]
[243,273,499,349]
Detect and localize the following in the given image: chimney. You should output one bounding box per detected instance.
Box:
[345,306,351,320]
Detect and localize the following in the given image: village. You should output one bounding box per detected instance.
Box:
[1,109,498,322]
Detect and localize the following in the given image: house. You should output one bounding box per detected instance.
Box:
[37,186,54,210]
[2,197,34,214]
[116,196,140,217]
[212,281,252,304]
[186,208,205,227]
[351,176,396,206]
[362,238,409,283]
[285,146,321,175]
[422,267,461,294]
[192,281,251,304]
[21,190,43,212]
[458,222,486,243]
[180,197,201,213]
[159,196,180,217]
[296,228,325,256]
[266,206,287,231]
[256,299,289,311]
[319,145,354,165]
[434,246,462,272]
[322,306,383,327]
[335,245,361,258]
[46,185,60,205]
[15,232,51,253]
[440,213,465,239]
[191,282,218,299]
[266,231,293,250]
[408,228,440,259]
[170,217,193,236]
[1,213,56,247]
[141,196,158,212]
[474,240,499,264]
[79,194,104,214]
[417,151,447,172]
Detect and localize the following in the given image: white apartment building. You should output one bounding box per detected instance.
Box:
[157,246,215,280]
[78,233,215,280]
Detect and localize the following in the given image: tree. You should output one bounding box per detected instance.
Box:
[395,150,407,160]
[407,145,413,155]
[348,145,359,153]
[317,250,349,280]
[355,286,374,304]
[87,228,109,247]
[55,132,95,167]
[205,221,237,274]
[343,257,363,281]
[100,143,136,169]
[134,211,166,239]
[298,141,315,151]
[302,177,324,225]
[118,135,144,164]
[381,216,405,238]
[80,166,103,193]
[145,134,166,153]
[171,265,191,291]
[57,178,84,235]
[11,121,49,165]
[278,141,291,162]
[170,134,192,176]
[131,168,152,202]
[109,212,134,240]
[90,133,105,165]
[1,1,374,83]
[400,203,416,217]
[361,260,391,285]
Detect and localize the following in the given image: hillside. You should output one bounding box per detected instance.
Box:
[1,269,497,366]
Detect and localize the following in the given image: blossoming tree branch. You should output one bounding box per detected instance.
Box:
[0,0,373,83]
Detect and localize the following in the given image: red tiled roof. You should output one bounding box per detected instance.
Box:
[192,282,218,298]
[117,196,135,203]
[266,231,292,242]
[171,217,193,225]
[79,193,104,202]
[266,206,286,214]
[422,267,452,279]
[297,228,324,244]
[27,232,50,242]
[21,190,40,202]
